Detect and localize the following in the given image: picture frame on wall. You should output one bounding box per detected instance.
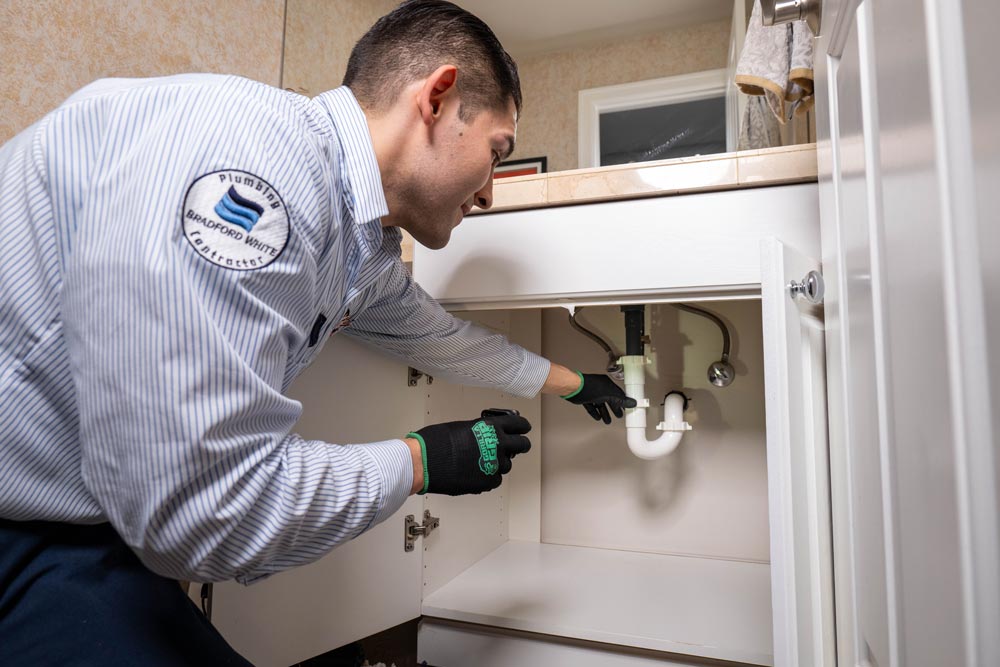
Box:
[493,156,547,179]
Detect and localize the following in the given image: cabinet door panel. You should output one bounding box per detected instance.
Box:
[819,1,900,665]
[760,238,835,667]
[817,0,1000,663]
[832,6,894,666]
[211,335,425,666]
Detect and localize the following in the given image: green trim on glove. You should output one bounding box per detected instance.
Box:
[406,431,430,495]
[559,371,586,400]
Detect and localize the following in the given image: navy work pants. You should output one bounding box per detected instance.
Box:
[0,518,252,666]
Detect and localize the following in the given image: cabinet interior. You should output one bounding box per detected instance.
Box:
[419,298,774,665]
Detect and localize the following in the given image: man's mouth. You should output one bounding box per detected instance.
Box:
[460,203,472,217]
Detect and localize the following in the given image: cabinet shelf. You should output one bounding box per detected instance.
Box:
[421,540,773,666]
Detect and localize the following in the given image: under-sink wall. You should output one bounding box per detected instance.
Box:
[540,300,770,562]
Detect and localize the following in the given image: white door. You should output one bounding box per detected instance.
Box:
[816,0,1000,665]
[815,3,896,665]
[211,335,425,667]
[760,238,835,667]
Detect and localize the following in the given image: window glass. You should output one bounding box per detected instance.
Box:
[599,96,727,165]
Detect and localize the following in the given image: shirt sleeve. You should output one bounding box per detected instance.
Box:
[59,77,412,584]
[344,259,551,398]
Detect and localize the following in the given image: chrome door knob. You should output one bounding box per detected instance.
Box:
[761,0,821,35]
[789,270,825,304]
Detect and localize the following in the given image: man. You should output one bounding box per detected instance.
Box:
[0,1,633,663]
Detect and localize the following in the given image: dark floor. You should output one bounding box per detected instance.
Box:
[294,618,423,667]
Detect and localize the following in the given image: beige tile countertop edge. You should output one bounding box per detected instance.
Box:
[478,143,818,214]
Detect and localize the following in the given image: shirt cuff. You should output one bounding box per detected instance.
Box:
[355,438,414,528]
[506,350,551,398]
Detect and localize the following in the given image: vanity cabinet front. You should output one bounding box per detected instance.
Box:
[212,183,834,667]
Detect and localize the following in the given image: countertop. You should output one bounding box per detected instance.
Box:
[401,143,817,261]
[480,142,818,213]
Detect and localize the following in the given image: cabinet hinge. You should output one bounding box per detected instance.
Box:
[407,367,434,387]
[405,510,440,552]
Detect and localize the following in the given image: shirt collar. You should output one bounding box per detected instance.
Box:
[313,86,389,225]
[382,225,403,256]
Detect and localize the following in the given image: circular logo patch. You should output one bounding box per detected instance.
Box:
[182,169,289,271]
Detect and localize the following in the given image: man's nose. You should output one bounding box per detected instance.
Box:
[474,177,494,211]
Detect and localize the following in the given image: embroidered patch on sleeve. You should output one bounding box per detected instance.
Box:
[182,169,290,270]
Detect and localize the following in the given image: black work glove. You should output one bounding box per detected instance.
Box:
[407,409,532,496]
[561,372,637,424]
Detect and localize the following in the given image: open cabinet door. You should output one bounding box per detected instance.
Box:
[760,238,835,667]
[210,336,425,667]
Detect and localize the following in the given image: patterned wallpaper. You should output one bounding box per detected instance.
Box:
[514,19,732,172]
[280,5,732,175]
[0,0,285,143]
[281,0,417,259]
[281,0,400,96]
[3,2,733,259]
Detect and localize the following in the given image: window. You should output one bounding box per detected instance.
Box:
[578,69,734,168]
[599,96,727,165]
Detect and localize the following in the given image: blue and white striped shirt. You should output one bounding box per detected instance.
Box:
[0,75,550,583]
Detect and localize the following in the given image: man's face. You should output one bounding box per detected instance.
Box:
[396,98,517,250]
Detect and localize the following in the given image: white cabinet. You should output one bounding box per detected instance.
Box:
[210,333,426,666]
[815,1,1000,665]
[212,183,834,667]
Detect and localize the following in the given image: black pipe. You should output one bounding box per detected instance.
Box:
[621,305,645,356]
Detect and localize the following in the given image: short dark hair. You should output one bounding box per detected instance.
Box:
[343,0,521,121]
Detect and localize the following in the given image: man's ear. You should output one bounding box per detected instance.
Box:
[417,65,458,126]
